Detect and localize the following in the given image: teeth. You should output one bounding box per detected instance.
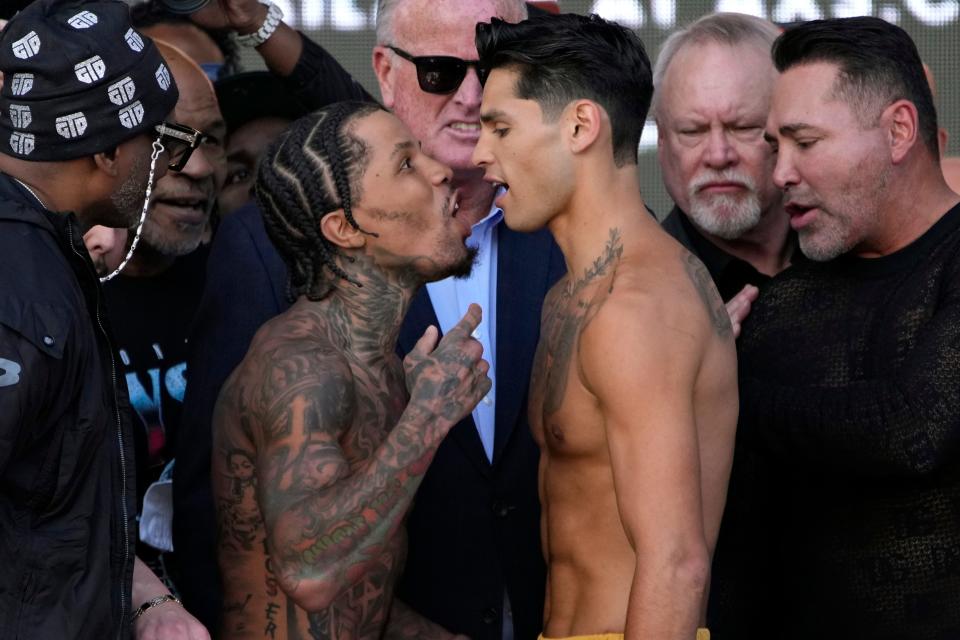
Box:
[450,122,480,131]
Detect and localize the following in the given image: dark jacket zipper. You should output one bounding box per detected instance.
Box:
[66,223,131,638]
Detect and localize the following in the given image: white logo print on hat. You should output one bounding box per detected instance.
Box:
[9,105,31,129]
[125,28,145,53]
[107,77,137,106]
[67,11,99,29]
[56,112,88,139]
[75,55,107,84]
[155,64,171,91]
[119,101,145,129]
[10,132,35,156]
[10,73,33,96]
[11,31,41,60]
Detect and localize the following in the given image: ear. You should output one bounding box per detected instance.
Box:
[884,99,920,164]
[938,127,948,158]
[319,209,367,250]
[93,145,122,178]
[372,46,397,108]
[566,100,604,156]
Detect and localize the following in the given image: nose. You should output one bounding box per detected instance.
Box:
[454,66,483,110]
[181,142,218,180]
[472,131,492,168]
[772,145,799,190]
[703,127,738,170]
[422,152,453,185]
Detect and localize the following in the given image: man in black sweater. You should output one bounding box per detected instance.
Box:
[742,17,960,639]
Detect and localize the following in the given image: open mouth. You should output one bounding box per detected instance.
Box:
[785,202,814,217]
[155,196,209,223]
[448,122,480,135]
[784,202,818,229]
[447,188,462,218]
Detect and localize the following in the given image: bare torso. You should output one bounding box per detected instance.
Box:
[529,225,738,635]
[213,303,408,640]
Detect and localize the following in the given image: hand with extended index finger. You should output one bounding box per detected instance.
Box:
[403,303,492,429]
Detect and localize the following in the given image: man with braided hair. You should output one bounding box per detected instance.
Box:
[213,101,488,639]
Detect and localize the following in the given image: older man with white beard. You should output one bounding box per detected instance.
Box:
[656,12,794,302]
[653,13,796,639]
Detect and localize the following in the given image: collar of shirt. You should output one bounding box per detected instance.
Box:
[424,198,503,462]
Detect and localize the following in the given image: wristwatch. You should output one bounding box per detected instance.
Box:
[236,1,283,48]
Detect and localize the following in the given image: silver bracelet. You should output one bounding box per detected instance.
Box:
[131,593,182,621]
[236,1,283,48]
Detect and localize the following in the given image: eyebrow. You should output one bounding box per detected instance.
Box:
[480,109,509,124]
[778,123,818,136]
[391,140,415,158]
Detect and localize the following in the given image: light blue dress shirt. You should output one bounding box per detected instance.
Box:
[425,202,501,462]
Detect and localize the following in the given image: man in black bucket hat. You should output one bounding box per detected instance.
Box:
[0,1,208,638]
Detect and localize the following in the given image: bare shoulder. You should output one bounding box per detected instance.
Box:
[576,248,731,386]
[220,312,357,447]
[675,249,734,341]
[600,244,732,339]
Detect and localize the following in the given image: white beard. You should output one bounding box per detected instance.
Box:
[686,170,762,240]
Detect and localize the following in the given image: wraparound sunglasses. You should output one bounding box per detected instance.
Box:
[387,45,489,94]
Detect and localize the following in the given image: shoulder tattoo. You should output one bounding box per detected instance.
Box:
[682,251,733,340]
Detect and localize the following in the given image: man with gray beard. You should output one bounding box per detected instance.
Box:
[653,14,795,637]
[655,13,794,302]
[103,40,227,595]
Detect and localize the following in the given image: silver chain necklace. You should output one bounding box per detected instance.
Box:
[13,177,48,210]
[99,138,165,283]
[10,138,165,283]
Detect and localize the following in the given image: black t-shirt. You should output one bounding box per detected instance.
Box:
[661,207,784,301]
[104,246,209,504]
[738,202,960,639]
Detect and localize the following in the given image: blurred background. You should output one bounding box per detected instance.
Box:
[236,0,960,215]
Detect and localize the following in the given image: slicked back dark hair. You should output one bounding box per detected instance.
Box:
[773,17,939,157]
[256,101,385,301]
[476,13,652,167]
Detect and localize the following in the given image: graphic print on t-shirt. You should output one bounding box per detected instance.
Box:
[120,342,186,468]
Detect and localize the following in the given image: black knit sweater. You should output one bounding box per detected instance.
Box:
[735,202,960,639]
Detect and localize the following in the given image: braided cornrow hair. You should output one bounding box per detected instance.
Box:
[256,101,385,301]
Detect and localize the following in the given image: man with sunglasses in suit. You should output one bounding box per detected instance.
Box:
[173,1,563,638]
[370,4,565,639]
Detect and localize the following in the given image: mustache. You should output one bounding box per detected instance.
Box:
[689,169,757,195]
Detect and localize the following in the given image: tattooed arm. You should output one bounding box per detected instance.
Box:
[251,305,490,612]
[579,290,714,640]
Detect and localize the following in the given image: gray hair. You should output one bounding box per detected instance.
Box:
[652,12,781,116]
[376,0,528,46]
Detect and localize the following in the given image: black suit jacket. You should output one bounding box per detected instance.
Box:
[173,202,566,639]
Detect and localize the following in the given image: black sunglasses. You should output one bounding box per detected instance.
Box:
[154,121,221,172]
[387,45,489,94]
